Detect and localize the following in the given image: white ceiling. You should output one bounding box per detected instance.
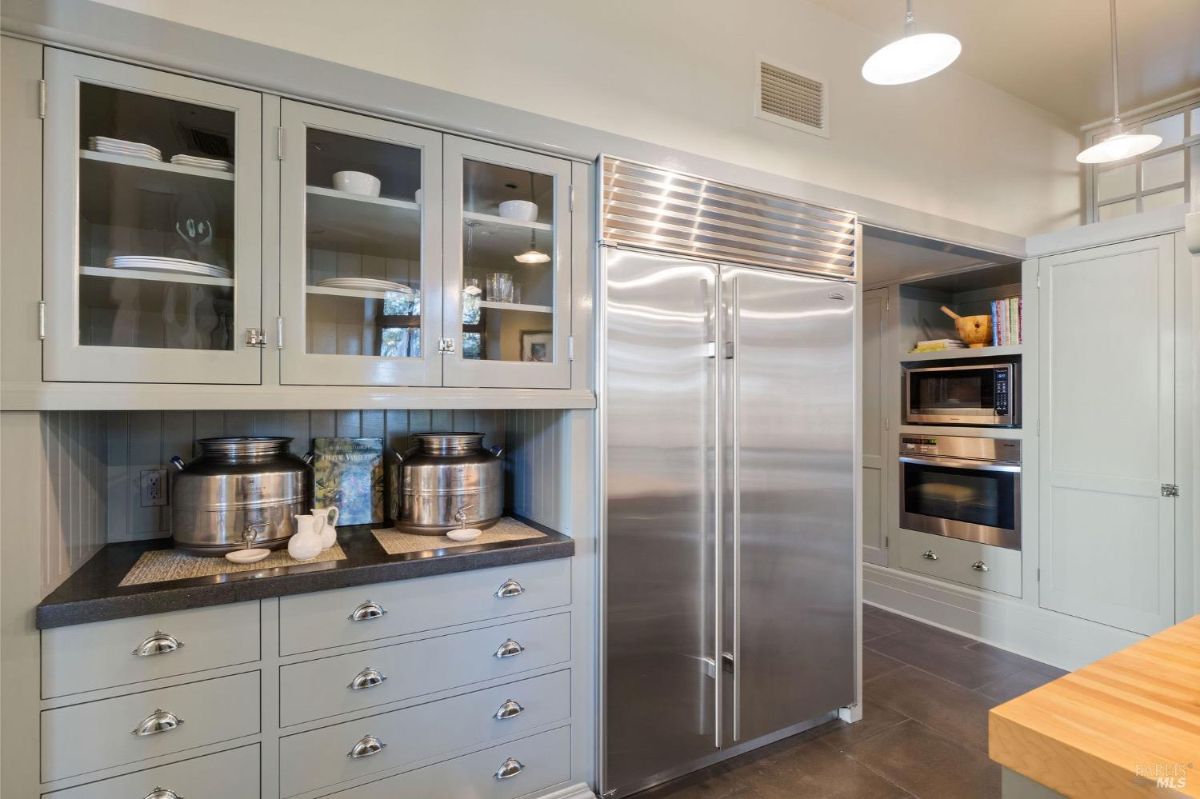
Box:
[808,0,1200,125]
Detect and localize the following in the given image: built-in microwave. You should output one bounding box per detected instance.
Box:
[902,358,1020,427]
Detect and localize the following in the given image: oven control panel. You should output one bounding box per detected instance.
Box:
[900,435,1021,463]
[900,437,939,455]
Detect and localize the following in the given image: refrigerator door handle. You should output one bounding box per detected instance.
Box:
[710,273,723,750]
[727,274,742,744]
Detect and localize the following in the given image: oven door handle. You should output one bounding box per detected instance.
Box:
[899,456,1021,473]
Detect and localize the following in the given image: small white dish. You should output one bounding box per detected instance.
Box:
[498,200,537,222]
[225,548,271,564]
[446,528,482,542]
[332,170,381,197]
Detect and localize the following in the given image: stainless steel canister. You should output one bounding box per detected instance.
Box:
[170,437,313,555]
[395,433,504,534]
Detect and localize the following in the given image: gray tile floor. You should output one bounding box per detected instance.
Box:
[632,605,1067,799]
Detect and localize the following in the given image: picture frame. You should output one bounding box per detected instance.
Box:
[520,330,553,363]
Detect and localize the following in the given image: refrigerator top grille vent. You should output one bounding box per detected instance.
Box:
[757,60,827,136]
[600,156,856,279]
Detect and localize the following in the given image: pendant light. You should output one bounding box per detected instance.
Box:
[513,173,550,264]
[1076,0,1160,163]
[861,0,961,85]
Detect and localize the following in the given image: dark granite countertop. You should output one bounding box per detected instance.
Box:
[36,519,574,629]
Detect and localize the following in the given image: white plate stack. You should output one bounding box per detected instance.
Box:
[316,277,414,294]
[170,154,234,173]
[88,136,162,162]
[105,255,232,280]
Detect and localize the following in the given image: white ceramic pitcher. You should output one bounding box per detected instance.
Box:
[312,506,340,550]
[287,514,323,562]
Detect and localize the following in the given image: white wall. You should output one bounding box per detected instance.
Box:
[92,0,1080,236]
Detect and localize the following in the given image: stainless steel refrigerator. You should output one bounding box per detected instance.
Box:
[599,158,857,798]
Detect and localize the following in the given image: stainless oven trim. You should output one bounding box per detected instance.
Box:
[898,454,1022,550]
[902,361,1019,428]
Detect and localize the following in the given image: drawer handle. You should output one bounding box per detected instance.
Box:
[132,631,185,657]
[132,709,184,737]
[971,560,990,572]
[921,550,939,561]
[144,789,183,799]
[348,666,388,691]
[494,757,525,780]
[347,734,387,759]
[494,699,525,720]
[494,639,525,659]
[348,600,388,622]
[495,578,526,598]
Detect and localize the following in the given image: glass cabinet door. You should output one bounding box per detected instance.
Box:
[43,49,262,383]
[443,137,572,388]
[279,101,442,386]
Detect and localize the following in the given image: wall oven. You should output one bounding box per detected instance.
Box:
[903,358,1019,427]
[899,435,1021,550]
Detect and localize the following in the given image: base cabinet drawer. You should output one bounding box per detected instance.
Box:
[320,725,570,799]
[279,670,570,798]
[42,602,261,699]
[280,612,570,726]
[42,744,259,799]
[895,528,1021,597]
[41,671,260,782]
[278,559,571,656]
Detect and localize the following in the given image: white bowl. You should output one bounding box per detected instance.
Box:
[446,528,482,542]
[498,200,537,222]
[332,171,382,197]
[225,548,271,564]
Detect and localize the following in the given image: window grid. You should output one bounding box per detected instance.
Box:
[1087,96,1199,223]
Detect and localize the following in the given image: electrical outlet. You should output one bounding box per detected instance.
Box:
[140,468,168,507]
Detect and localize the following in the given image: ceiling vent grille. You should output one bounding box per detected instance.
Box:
[756,59,828,138]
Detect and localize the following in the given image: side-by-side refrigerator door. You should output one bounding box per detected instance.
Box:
[603,248,721,797]
[720,265,856,745]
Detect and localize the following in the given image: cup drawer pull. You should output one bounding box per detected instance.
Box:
[347,734,386,759]
[921,550,939,561]
[495,578,525,598]
[132,709,184,737]
[494,757,525,780]
[970,560,990,572]
[132,631,184,657]
[494,639,525,659]
[144,789,183,799]
[494,699,524,720]
[348,600,388,622]
[348,666,387,691]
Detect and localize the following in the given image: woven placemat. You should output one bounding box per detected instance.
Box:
[373,516,546,556]
[120,544,348,586]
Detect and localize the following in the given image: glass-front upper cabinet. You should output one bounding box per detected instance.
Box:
[279,101,442,386]
[443,137,572,388]
[43,49,262,383]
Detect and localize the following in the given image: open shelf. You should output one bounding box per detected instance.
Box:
[306,185,419,211]
[463,211,552,232]
[306,284,415,301]
[80,265,234,288]
[901,344,1023,362]
[80,150,234,182]
[478,300,552,314]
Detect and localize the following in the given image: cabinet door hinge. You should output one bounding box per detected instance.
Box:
[885,295,891,312]
[884,535,889,549]
[884,415,890,431]
[1036,568,1040,582]
[275,317,285,350]
[37,300,46,340]
[568,186,575,213]
[438,338,456,354]
[1161,484,1180,498]
[276,127,285,160]
[567,335,575,362]
[37,79,47,119]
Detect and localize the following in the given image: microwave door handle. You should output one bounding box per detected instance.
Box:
[899,456,1021,473]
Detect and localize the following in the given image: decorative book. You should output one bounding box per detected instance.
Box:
[312,437,384,525]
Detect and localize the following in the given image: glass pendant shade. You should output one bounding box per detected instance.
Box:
[514,248,550,264]
[862,32,961,85]
[1076,131,1162,164]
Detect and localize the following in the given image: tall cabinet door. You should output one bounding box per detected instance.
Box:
[278,100,442,385]
[861,287,889,566]
[442,137,571,388]
[43,49,262,383]
[721,266,855,745]
[603,249,719,797]
[1038,234,1175,635]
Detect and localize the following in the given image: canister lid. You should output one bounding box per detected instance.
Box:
[414,433,484,455]
[197,436,292,462]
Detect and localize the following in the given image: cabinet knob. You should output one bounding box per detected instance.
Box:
[132,631,184,657]
[348,666,388,691]
[494,757,525,780]
[495,579,525,599]
[143,789,183,799]
[348,600,388,622]
[921,550,939,561]
[494,639,525,659]
[346,734,387,759]
[132,709,184,737]
[970,560,990,572]
[494,699,525,720]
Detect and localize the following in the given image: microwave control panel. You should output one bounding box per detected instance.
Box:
[993,368,1009,416]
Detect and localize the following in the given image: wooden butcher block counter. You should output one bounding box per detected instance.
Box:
[989,614,1200,798]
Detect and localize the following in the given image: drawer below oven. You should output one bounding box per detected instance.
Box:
[894,528,1022,598]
